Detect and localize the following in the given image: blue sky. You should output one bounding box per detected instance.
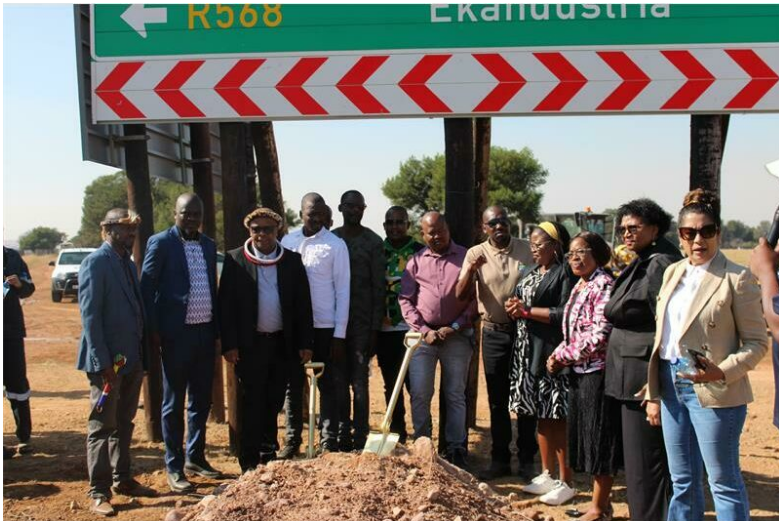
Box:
[3,4,779,244]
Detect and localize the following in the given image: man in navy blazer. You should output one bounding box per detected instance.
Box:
[78,208,156,517]
[141,193,221,494]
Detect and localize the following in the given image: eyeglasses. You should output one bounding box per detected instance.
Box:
[486,217,510,228]
[250,225,277,235]
[384,219,407,226]
[616,224,643,236]
[678,224,718,241]
[530,241,551,251]
[564,248,592,260]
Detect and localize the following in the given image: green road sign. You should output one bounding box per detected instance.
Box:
[91,4,779,61]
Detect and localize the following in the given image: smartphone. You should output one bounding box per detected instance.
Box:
[686,348,707,370]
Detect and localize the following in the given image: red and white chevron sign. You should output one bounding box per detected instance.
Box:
[92,46,779,123]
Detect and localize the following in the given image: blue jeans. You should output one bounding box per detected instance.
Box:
[408,331,472,453]
[659,360,749,521]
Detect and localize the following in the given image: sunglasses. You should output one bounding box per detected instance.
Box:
[530,241,551,251]
[250,225,277,235]
[384,219,408,226]
[564,248,592,260]
[486,217,510,228]
[678,224,718,241]
[616,224,643,236]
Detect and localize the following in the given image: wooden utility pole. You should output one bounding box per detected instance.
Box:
[219,122,257,454]
[474,118,492,242]
[251,122,286,228]
[123,123,163,443]
[690,115,729,193]
[190,123,225,425]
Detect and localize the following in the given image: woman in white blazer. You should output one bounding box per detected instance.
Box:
[644,189,767,521]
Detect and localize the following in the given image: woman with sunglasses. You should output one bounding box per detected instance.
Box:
[547,232,620,521]
[603,199,681,521]
[644,189,767,521]
[505,222,577,505]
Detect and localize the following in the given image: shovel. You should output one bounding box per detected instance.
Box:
[363,331,423,456]
[304,362,325,459]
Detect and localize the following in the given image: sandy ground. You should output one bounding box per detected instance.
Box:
[3,253,778,521]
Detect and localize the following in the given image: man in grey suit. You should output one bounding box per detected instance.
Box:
[77,209,156,517]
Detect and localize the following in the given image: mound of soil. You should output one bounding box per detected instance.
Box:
[174,438,533,521]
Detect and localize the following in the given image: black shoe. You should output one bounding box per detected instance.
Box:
[478,461,512,481]
[338,438,353,453]
[185,459,222,479]
[258,451,277,465]
[448,449,469,471]
[317,442,337,455]
[167,471,194,494]
[277,444,301,460]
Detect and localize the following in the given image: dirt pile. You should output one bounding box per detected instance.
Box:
[173,438,533,521]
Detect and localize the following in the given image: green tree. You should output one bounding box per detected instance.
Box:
[721,219,755,248]
[382,146,548,224]
[72,172,129,247]
[19,226,67,251]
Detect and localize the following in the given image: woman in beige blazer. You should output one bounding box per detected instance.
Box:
[644,189,767,521]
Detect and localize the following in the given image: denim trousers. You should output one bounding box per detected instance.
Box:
[408,331,472,453]
[659,360,749,521]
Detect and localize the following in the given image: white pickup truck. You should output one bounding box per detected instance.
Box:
[49,248,95,302]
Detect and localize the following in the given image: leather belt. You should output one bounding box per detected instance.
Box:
[482,321,515,333]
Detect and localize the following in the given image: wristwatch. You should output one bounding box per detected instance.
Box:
[451,322,461,331]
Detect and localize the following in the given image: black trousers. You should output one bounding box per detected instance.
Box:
[621,400,670,521]
[284,328,339,449]
[237,332,290,470]
[4,336,31,443]
[375,331,410,443]
[482,327,537,464]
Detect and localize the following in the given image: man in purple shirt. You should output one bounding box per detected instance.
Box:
[399,212,476,469]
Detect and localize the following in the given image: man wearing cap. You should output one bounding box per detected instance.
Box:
[78,208,156,516]
[455,205,535,480]
[218,208,313,471]
[141,193,221,494]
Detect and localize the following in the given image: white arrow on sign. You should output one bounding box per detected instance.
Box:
[121,5,168,39]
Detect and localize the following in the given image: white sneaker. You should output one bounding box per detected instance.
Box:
[539,480,577,506]
[521,470,556,495]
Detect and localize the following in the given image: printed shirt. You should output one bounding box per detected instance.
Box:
[459,237,533,324]
[382,238,425,332]
[183,240,213,324]
[658,259,713,362]
[399,242,476,334]
[332,226,386,331]
[553,267,614,374]
[281,227,351,338]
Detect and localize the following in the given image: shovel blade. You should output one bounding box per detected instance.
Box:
[362,431,400,456]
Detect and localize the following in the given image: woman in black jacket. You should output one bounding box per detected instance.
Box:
[604,199,682,521]
[506,222,578,505]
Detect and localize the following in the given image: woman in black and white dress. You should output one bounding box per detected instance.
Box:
[507,221,577,506]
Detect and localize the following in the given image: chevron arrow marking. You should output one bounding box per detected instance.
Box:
[725,49,779,109]
[336,56,389,114]
[533,52,587,111]
[399,55,452,113]
[215,59,266,116]
[473,53,526,113]
[155,60,205,118]
[661,51,714,110]
[277,57,329,115]
[597,51,650,111]
[95,62,146,119]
